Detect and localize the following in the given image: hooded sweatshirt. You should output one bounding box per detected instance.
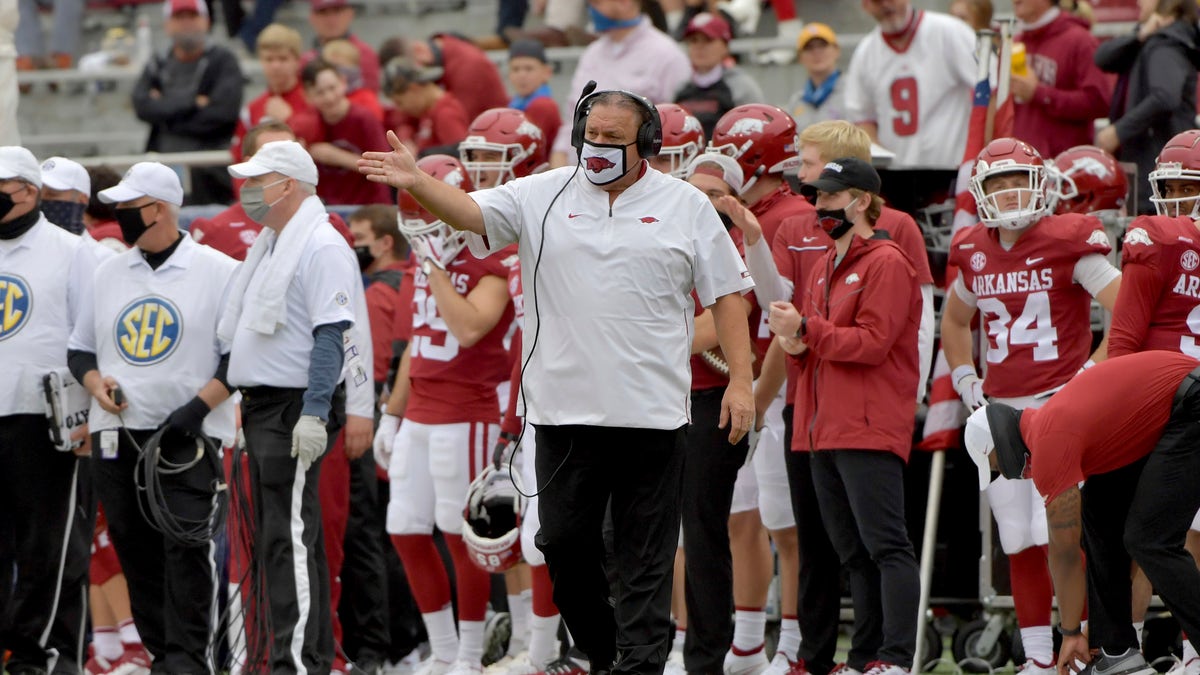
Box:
[1096,18,1200,214]
[1014,9,1112,157]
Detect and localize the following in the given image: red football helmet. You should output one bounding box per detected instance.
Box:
[654,103,705,178]
[708,103,799,195]
[1048,145,1127,216]
[459,108,548,189]
[398,154,473,264]
[1150,129,1200,218]
[462,465,525,574]
[969,137,1049,230]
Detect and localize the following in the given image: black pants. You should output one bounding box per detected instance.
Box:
[49,456,95,675]
[0,415,83,673]
[810,451,919,671]
[337,453,392,664]
[534,424,686,675]
[682,387,749,674]
[781,405,840,675]
[92,427,221,674]
[241,386,343,675]
[1084,376,1200,652]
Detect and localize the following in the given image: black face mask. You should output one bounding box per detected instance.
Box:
[0,189,15,222]
[42,200,86,235]
[0,189,40,240]
[816,207,855,240]
[114,204,156,245]
[718,212,735,230]
[354,245,375,271]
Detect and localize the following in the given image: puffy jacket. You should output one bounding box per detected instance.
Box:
[790,232,921,459]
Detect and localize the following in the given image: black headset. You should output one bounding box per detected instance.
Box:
[570,82,663,159]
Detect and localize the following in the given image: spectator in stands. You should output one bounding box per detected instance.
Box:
[233,23,312,161]
[132,0,243,205]
[674,12,764,139]
[384,58,470,157]
[0,0,17,142]
[385,33,509,122]
[84,165,123,250]
[295,59,391,206]
[786,23,846,131]
[322,38,384,123]
[506,39,562,146]
[502,0,592,47]
[304,0,380,92]
[844,0,975,169]
[1011,0,1110,158]
[949,0,993,31]
[1094,0,1200,215]
[190,120,294,259]
[14,0,81,74]
[549,0,691,167]
[39,155,89,235]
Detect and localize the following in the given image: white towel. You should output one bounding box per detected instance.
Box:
[217,196,326,342]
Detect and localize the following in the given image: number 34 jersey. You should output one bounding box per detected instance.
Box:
[405,247,516,425]
[1110,215,1200,358]
[949,213,1117,398]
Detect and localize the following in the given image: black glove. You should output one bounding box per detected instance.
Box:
[165,396,211,437]
[493,431,518,470]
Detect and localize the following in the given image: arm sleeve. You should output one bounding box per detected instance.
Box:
[67,350,98,387]
[803,255,914,366]
[214,352,233,394]
[1093,32,1141,73]
[693,201,755,307]
[175,52,244,133]
[917,283,934,402]
[1073,254,1121,296]
[1113,46,1192,142]
[1032,39,1110,122]
[842,43,874,124]
[744,236,790,309]
[303,320,351,419]
[66,243,99,347]
[468,179,525,255]
[952,274,978,306]
[1107,263,1161,358]
[131,60,196,123]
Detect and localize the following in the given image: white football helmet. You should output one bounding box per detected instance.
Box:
[462,465,525,573]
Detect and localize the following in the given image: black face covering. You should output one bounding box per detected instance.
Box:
[42,200,86,235]
[114,204,156,245]
[718,212,735,230]
[355,245,375,272]
[0,189,15,222]
[0,190,40,240]
[816,207,854,240]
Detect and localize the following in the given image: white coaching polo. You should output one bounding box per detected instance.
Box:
[68,235,239,444]
[468,164,753,429]
[0,216,98,415]
[226,221,359,389]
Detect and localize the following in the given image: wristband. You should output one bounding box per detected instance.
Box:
[1057,624,1083,637]
[795,316,807,339]
[500,431,518,442]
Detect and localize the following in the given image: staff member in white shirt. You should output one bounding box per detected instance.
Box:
[360,88,756,675]
[0,146,98,675]
[221,140,363,675]
[67,161,238,675]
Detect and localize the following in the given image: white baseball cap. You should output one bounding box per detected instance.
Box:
[963,407,995,491]
[0,146,42,188]
[228,140,319,185]
[41,157,91,195]
[98,162,184,206]
[684,152,744,195]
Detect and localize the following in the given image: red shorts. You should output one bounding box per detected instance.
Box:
[90,526,123,586]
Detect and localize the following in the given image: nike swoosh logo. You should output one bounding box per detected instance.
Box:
[802,236,818,243]
[568,213,581,219]
[451,259,467,266]
[1026,257,1044,265]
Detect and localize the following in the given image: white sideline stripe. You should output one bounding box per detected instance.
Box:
[206,537,219,675]
[289,461,311,672]
[39,459,79,647]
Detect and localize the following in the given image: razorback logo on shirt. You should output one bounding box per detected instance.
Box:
[115,297,181,365]
[1086,230,1110,247]
[640,216,658,223]
[0,274,31,340]
[1125,228,1153,246]
[971,269,1055,296]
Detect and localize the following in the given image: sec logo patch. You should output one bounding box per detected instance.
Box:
[115,297,182,365]
[969,252,987,272]
[0,274,32,341]
[1182,250,1200,272]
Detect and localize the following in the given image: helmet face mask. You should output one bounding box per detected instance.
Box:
[709,104,799,196]
[653,103,705,178]
[399,154,474,265]
[1151,130,1200,218]
[462,466,525,574]
[461,143,527,189]
[459,108,546,189]
[970,138,1049,231]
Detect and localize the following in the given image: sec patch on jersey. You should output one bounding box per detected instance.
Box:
[114,296,182,365]
[0,274,32,341]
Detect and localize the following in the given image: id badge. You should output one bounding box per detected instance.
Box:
[100,430,119,460]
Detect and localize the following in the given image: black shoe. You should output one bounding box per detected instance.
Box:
[352,656,385,675]
[1082,649,1157,675]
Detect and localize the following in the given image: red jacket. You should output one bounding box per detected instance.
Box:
[433,33,509,120]
[791,233,921,459]
[1014,12,1112,157]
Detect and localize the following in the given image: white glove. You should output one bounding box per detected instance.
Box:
[952,365,986,411]
[410,235,444,269]
[374,413,401,470]
[291,415,328,471]
[744,424,761,467]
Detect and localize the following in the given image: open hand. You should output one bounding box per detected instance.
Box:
[359,130,422,190]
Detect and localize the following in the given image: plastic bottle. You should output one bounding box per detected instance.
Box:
[1011,42,1028,77]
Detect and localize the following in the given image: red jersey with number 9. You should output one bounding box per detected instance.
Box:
[405,246,516,425]
[1112,216,1200,357]
[949,213,1111,398]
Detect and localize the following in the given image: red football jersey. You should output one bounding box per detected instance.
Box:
[1110,216,1200,357]
[406,247,516,425]
[189,202,262,261]
[949,213,1112,398]
[690,228,762,391]
[365,261,409,383]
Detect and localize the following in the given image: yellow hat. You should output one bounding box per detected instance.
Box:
[797,22,838,51]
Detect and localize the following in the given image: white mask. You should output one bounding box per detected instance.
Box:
[580,140,634,186]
